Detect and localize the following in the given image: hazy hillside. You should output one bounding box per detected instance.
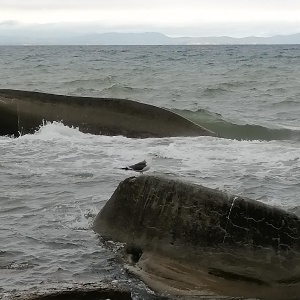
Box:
[1,32,300,45]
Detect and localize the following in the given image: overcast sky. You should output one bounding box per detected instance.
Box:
[1,0,300,37]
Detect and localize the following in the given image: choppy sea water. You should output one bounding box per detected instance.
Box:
[0,45,300,298]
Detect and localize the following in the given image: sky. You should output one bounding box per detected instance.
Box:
[1,0,300,37]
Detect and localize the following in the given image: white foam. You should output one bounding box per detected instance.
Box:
[3,121,300,209]
[19,121,86,141]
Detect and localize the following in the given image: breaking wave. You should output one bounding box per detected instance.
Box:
[173,108,300,141]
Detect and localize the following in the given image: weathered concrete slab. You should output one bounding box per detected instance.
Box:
[0,89,217,138]
[93,175,300,299]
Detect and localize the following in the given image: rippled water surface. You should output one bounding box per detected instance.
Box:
[0,45,300,297]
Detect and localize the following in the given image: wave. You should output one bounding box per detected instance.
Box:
[200,87,229,97]
[101,83,155,95]
[271,97,300,107]
[198,80,258,97]
[63,76,117,86]
[0,89,216,138]
[173,108,300,141]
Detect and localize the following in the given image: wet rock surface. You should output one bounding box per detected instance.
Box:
[93,175,300,299]
[1,282,132,300]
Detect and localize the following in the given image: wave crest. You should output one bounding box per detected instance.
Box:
[173,108,300,141]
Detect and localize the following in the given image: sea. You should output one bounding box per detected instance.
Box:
[0,45,300,299]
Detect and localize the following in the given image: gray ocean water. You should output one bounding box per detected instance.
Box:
[0,45,300,298]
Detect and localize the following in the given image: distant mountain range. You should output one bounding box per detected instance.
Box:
[1,32,300,45]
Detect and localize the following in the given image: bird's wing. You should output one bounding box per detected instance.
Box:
[129,160,147,171]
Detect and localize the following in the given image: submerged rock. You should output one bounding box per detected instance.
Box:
[93,175,300,300]
[0,89,217,138]
[4,282,132,300]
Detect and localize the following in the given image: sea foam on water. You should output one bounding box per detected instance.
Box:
[0,45,300,297]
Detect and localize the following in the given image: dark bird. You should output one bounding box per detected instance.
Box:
[121,160,150,174]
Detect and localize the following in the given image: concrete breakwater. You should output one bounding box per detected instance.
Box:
[93,175,300,299]
[0,89,216,138]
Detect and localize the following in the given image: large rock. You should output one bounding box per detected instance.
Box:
[93,175,300,299]
[0,89,217,138]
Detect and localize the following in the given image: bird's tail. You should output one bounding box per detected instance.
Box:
[120,167,130,170]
